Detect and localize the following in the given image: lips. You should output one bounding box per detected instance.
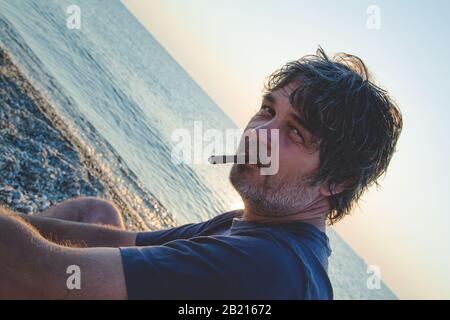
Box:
[255,161,271,168]
[242,149,271,168]
[239,135,272,168]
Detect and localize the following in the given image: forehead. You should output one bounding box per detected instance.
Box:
[265,82,299,107]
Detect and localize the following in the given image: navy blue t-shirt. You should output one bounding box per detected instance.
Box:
[119,210,333,300]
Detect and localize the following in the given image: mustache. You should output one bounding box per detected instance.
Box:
[209,131,276,169]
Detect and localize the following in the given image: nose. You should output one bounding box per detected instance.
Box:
[251,119,279,150]
[245,119,279,153]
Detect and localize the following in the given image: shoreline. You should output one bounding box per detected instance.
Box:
[0,46,176,231]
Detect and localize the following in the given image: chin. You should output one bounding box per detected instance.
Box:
[229,163,264,194]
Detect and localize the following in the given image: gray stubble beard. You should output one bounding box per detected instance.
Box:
[229,164,319,217]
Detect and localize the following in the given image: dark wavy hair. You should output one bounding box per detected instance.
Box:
[265,47,403,224]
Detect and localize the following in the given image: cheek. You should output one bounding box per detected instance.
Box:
[277,142,320,177]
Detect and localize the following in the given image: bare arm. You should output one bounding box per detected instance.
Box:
[0,210,127,299]
[17,212,137,247]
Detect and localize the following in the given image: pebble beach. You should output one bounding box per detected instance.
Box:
[0,46,176,231]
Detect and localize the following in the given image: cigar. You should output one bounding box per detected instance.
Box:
[208,154,245,164]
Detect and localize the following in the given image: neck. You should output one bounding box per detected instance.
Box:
[241,196,329,232]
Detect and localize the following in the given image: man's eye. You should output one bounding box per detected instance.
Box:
[289,127,305,143]
[258,105,274,117]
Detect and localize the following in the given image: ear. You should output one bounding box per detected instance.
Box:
[319,182,347,197]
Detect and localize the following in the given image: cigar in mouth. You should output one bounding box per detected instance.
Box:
[208,154,245,164]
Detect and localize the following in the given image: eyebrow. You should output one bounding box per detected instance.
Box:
[262,92,276,104]
[263,91,319,145]
[290,112,307,128]
[263,92,306,128]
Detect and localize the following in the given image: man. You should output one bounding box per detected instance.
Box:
[0,48,402,299]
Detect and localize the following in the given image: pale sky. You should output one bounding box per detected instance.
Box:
[122,0,450,299]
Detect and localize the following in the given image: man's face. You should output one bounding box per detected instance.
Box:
[229,83,323,217]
